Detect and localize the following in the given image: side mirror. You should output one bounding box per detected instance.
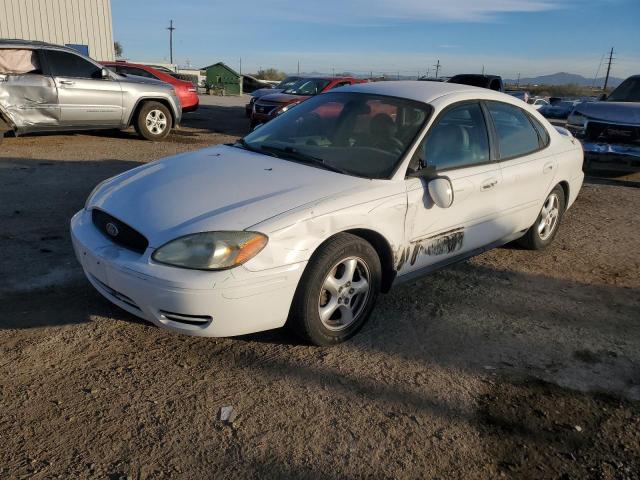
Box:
[101,68,109,79]
[598,93,607,101]
[428,177,454,208]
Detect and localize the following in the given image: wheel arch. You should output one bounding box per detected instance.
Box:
[557,180,570,211]
[128,98,176,128]
[341,228,397,293]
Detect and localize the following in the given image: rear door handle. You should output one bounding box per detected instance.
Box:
[59,80,75,86]
[481,178,498,191]
[543,162,554,174]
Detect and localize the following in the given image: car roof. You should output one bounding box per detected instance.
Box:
[0,38,76,53]
[337,80,511,104]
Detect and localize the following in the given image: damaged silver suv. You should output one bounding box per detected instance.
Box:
[0,39,182,141]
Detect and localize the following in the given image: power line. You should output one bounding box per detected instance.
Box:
[167,20,175,64]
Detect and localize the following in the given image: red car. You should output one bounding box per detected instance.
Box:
[102,61,199,112]
[250,77,366,127]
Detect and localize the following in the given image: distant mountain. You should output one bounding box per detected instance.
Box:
[504,72,624,88]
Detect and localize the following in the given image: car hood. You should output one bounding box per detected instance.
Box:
[258,92,310,104]
[573,101,640,125]
[252,88,283,98]
[88,144,365,247]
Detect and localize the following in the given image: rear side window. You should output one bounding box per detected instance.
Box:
[45,50,102,78]
[486,101,541,159]
[528,114,550,147]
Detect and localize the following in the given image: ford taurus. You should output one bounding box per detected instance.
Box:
[71,81,584,345]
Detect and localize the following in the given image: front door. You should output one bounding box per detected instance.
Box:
[43,49,123,126]
[398,101,507,276]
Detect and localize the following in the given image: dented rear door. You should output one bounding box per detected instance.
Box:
[0,49,60,132]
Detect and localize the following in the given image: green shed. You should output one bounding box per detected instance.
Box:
[203,62,243,95]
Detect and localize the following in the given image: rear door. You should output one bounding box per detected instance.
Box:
[484,101,556,233]
[399,101,506,275]
[0,48,60,132]
[43,49,123,126]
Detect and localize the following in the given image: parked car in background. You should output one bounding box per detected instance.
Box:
[245,76,303,117]
[72,81,583,345]
[530,98,550,109]
[506,90,530,103]
[567,74,640,172]
[448,74,504,92]
[538,100,578,120]
[250,76,366,127]
[0,40,181,140]
[103,61,199,112]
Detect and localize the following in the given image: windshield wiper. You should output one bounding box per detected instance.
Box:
[259,145,348,175]
[234,138,269,156]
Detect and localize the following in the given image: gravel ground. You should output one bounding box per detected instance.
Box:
[1,96,639,479]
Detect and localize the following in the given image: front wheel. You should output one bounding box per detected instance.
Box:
[288,233,381,346]
[517,185,565,250]
[135,101,172,140]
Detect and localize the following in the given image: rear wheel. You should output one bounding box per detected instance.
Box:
[289,233,381,346]
[517,185,565,250]
[135,101,172,140]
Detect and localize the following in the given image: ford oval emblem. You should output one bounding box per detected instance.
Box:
[105,222,119,237]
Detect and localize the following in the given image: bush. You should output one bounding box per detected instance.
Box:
[255,68,286,81]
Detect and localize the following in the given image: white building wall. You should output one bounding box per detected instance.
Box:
[0,0,114,60]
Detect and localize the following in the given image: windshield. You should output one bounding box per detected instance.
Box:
[277,77,302,89]
[241,92,431,179]
[607,77,640,102]
[284,78,331,96]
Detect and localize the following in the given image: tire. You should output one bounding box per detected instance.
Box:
[517,185,566,250]
[135,101,172,141]
[288,233,382,346]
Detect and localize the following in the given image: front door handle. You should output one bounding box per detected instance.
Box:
[481,178,498,191]
[59,80,75,86]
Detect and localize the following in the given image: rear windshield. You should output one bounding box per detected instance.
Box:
[284,79,331,96]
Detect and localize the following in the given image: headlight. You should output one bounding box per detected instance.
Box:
[152,231,268,270]
[567,112,587,126]
[275,103,298,116]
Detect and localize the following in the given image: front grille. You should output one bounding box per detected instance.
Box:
[91,209,149,254]
[585,121,640,145]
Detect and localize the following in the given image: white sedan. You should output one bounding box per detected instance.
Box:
[71,81,584,345]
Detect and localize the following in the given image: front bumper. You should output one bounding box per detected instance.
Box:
[70,209,305,337]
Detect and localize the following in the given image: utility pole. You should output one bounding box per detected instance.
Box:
[516,72,520,88]
[433,59,441,79]
[603,47,614,91]
[332,67,335,78]
[297,60,300,74]
[481,65,485,75]
[167,20,175,64]
[239,57,242,75]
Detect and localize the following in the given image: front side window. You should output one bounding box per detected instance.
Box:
[241,92,430,179]
[420,103,490,171]
[486,101,542,159]
[120,66,156,79]
[45,50,102,78]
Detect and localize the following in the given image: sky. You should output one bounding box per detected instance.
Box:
[111,0,640,79]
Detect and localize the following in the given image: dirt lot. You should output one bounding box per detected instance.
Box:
[1,96,639,479]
